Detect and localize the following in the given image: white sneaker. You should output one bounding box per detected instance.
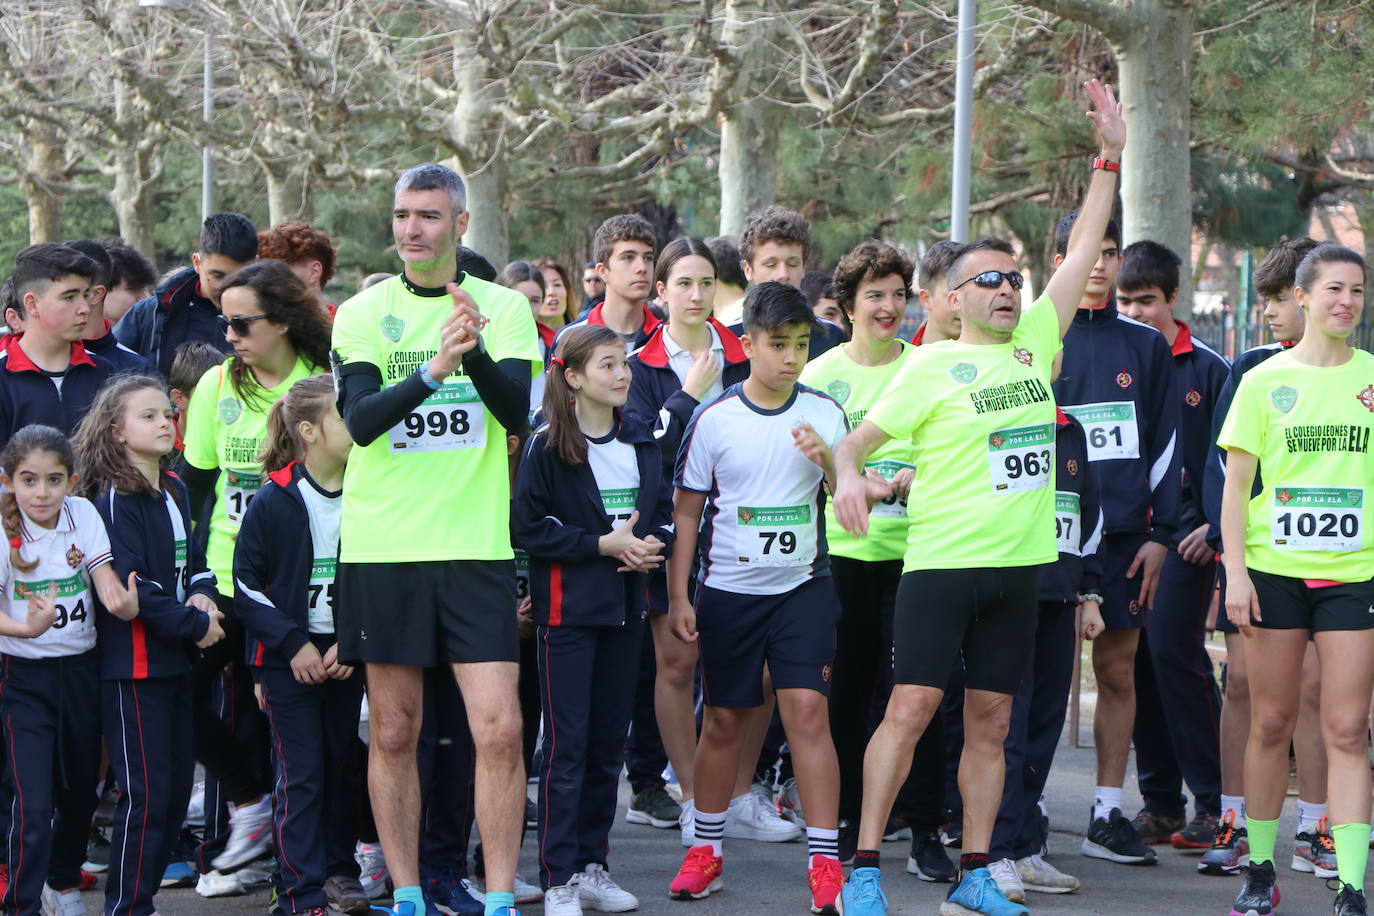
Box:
[679,799,695,848]
[988,857,1026,904]
[355,841,389,899]
[195,869,246,898]
[211,796,273,872]
[235,865,272,889]
[724,790,801,842]
[186,780,206,827]
[1015,853,1081,894]
[544,884,584,916]
[41,885,86,916]
[775,777,805,826]
[514,874,543,905]
[571,863,639,912]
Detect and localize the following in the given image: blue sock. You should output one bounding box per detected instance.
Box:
[392,885,425,914]
[485,891,516,915]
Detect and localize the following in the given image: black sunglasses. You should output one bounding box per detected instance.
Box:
[218,313,270,336]
[951,270,1025,293]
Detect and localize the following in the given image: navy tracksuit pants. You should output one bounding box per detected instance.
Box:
[1134,552,1223,819]
[102,675,195,916]
[418,666,476,877]
[624,622,670,795]
[0,650,102,916]
[535,616,642,890]
[256,639,365,914]
[990,600,1075,861]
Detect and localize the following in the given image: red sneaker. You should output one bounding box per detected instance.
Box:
[78,871,98,892]
[0,863,8,897]
[807,855,843,915]
[669,846,723,900]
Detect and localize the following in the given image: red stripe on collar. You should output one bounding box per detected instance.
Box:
[3,340,96,373]
[1170,320,1194,357]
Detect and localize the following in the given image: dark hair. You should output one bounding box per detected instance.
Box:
[541,325,623,466]
[219,260,331,408]
[396,163,466,214]
[74,374,173,499]
[1,277,17,322]
[0,425,76,572]
[706,236,747,288]
[102,239,158,291]
[63,240,113,290]
[257,222,337,287]
[740,206,809,265]
[457,246,497,282]
[831,241,914,316]
[496,260,546,295]
[800,271,832,308]
[1254,237,1320,298]
[593,214,657,267]
[743,281,815,336]
[919,240,966,290]
[259,375,338,473]
[1053,209,1120,257]
[1294,243,1367,293]
[532,258,577,323]
[947,238,1016,292]
[10,243,98,300]
[1118,240,1182,299]
[200,213,258,263]
[653,237,717,291]
[169,340,228,394]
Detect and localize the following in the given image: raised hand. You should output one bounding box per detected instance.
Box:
[1083,78,1125,159]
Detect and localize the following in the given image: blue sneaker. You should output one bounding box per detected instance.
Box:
[160,861,196,888]
[841,867,888,916]
[370,905,417,915]
[487,909,521,916]
[939,868,1030,916]
[420,870,485,916]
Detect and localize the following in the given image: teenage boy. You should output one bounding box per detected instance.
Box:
[257,221,338,316]
[63,239,158,375]
[0,244,115,445]
[115,213,256,376]
[912,240,966,345]
[1049,210,1182,865]
[1113,241,1228,850]
[558,215,660,351]
[833,78,1124,916]
[101,238,159,325]
[668,281,868,913]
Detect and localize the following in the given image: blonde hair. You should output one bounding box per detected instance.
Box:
[259,376,337,473]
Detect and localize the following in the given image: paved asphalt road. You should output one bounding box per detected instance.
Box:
[118,739,1360,915]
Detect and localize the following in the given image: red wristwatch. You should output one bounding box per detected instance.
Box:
[1093,157,1121,173]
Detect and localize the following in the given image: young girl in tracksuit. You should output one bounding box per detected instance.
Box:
[233,375,369,916]
[0,424,138,916]
[74,375,226,916]
[513,325,675,914]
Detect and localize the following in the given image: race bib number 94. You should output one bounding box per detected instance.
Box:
[1271,486,1363,552]
[390,380,486,453]
[987,424,1054,493]
[1063,402,1140,462]
[736,504,816,567]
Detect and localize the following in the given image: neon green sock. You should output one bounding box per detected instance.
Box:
[1247,816,1279,867]
[1331,822,1370,891]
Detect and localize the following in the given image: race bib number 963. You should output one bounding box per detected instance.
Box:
[390,380,486,453]
[987,424,1054,493]
[1271,486,1363,552]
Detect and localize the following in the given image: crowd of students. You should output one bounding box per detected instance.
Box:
[0,78,1369,916]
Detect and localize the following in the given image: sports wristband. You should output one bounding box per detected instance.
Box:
[1078,592,1104,605]
[418,362,442,391]
[1092,157,1121,173]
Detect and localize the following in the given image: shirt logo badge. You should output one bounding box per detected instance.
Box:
[1067,458,1079,477]
[1185,388,1202,407]
[1276,488,1293,505]
[821,663,833,686]
[217,397,242,425]
[826,380,850,405]
[1358,384,1374,412]
[381,314,405,343]
[988,432,1006,449]
[1116,370,1134,389]
[1270,385,1298,414]
[1013,347,1033,366]
[949,362,978,385]
[737,508,755,524]
[65,545,83,569]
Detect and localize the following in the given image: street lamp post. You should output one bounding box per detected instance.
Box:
[949,0,976,243]
[138,0,213,221]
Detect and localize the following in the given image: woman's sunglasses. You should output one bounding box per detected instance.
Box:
[950,270,1025,292]
[217,314,269,336]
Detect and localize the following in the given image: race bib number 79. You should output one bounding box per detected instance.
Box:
[736,504,816,567]
[1271,486,1363,552]
[986,424,1054,493]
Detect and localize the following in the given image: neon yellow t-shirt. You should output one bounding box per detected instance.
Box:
[864,293,1062,572]
[331,273,540,563]
[1217,348,1374,582]
[182,356,321,596]
[801,340,919,562]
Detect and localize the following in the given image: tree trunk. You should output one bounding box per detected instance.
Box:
[22,127,62,243]
[1115,1,1194,316]
[717,97,783,238]
[109,152,157,258]
[448,27,509,266]
[457,159,510,268]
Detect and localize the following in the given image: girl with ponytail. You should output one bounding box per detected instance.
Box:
[512,325,676,911]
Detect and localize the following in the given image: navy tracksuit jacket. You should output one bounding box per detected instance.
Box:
[234,462,363,912]
[113,266,233,378]
[96,476,217,916]
[512,414,674,888]
[0,341,115,445]
[555,301,663,352]
[1132,323,1230,818]
[83,324,158,377]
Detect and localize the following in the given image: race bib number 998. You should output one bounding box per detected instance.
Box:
[987,424,1054,493]
[390,380,486,453]
[1271,486,1363,552]
[736,505,817,567]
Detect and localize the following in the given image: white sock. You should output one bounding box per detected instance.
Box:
[1297,799,1327,835]
[807,827,839,861]
[1093,786,1123,823]
[694,809,726,856]
[1221,794,1246,827]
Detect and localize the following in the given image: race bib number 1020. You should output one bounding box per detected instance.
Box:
[1271,486,1363,552]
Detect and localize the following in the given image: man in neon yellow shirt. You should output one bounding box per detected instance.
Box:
[331,163,539,916]
[834,79,1126,916]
